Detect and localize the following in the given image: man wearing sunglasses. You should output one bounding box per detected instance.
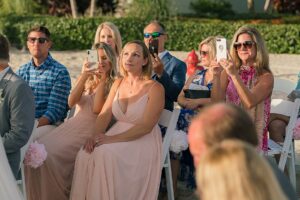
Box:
[16,26,71,139]
[144,21,186,198]
[0,34,35,179]
[143,21,186,111]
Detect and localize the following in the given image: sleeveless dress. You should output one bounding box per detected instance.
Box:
[226,66,271,152]
[25,93,98,200]
[70,88,162,200]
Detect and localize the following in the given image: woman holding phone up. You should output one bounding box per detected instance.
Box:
[175,36,220,192]
[24,43,117,200]
[211,25,274,152]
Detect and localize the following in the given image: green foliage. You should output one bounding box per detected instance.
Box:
[0,15,299,54]
[126,0,171,20]
[190,0,234,18]
[0,0,41,14]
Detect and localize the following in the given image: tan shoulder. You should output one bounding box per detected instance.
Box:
[148,80,164,94]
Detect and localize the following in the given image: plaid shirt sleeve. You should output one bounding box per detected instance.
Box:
[43,68,71,123]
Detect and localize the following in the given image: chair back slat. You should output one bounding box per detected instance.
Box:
[159,108,180,168]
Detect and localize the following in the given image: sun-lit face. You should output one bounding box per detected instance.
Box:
[27,31,51,62]
[121,43,147,75]
[143,23,167,53]
[199,44,211,67]
[97,48,111,75]
[99,27,116,53]
[235,33,256,65]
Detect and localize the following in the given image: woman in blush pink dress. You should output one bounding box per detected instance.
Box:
[70,40,165,200]
[24,42,117,200]
[211,26,274,152]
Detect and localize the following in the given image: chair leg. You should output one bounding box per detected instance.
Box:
[21,165,27,200]
[287,145,296,189]
[165,153,174,200]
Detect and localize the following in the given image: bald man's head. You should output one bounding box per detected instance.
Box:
[188,103,258,166]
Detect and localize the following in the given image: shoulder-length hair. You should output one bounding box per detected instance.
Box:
[93,22,122,56]
[198,36,217,65]
[85,42,117,97]
[119,40,152,80]
[197,140,287,200]
[230,25,271,75]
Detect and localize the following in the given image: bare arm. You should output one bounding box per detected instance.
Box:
[220,59,274,109]
[230,72,273,109]
[211,66,228,102]
[93,79,107,114]
[68,61,95,108]
[94,78,122,134]
[97,82,165,144]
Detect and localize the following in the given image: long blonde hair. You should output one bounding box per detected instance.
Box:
[119,40,152,80]
[93,22,122,56]
[197,140,287,200]
[85,42,117,97]
[230,25,271,75]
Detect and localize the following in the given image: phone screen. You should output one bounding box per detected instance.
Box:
[149,39,158,57]
[216,38,227,62]
[87,50,98,70]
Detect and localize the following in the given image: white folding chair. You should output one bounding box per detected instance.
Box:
[267,78,299,188]
[159,108,180,200]
[16,120,38,199]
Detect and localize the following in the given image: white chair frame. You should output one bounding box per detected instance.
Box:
[17,120,38,199]
[159,108,180,200]
[267,78,299,188]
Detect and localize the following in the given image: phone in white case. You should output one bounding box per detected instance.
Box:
[216,38,227,62]
[87,50,98,71]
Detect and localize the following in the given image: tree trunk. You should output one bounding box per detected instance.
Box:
[247,0,255,13]
[90,0,96,17]
[70,0,78,18]
[264,0,272,12]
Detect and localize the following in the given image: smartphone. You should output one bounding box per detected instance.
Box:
[87,50,98,71]
[216,38,227,62]
[149,39,159,57]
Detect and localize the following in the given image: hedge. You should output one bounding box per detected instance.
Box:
[0,15,299,54]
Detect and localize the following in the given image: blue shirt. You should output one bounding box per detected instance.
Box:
[16,54,71,124]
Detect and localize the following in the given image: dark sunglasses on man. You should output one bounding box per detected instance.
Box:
[143,32,164,39]
[27,37,49,44]
[233,41,255,50]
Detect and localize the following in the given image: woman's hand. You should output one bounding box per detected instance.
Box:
[83,137,96,153]
[94,134,114,146]
[184,98,199,110]
[219,58,237,77]
[81,60,99,78]
[211,60,223,79]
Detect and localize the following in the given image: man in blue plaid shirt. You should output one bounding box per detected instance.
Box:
[17,26,71,139]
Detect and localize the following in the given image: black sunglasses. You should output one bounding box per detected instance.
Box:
[233,41,255,50]
[143,32,164,39]
[27,37,48,44]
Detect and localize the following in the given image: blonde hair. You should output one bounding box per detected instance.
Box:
[93,22,122,56]
[197,140,287,200]
[119,40,152,80]
[85,42,117,97]
[230,25,271,75]
[198,36,217,65]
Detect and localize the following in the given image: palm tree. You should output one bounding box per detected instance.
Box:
[69,0,78,18]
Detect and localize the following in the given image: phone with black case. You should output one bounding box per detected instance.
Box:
[149,39,158,57]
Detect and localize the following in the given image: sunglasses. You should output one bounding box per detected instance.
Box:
[233,41,255,50]
[27,37,48,44]
[200,51,209,57]
[143,32,164,39]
